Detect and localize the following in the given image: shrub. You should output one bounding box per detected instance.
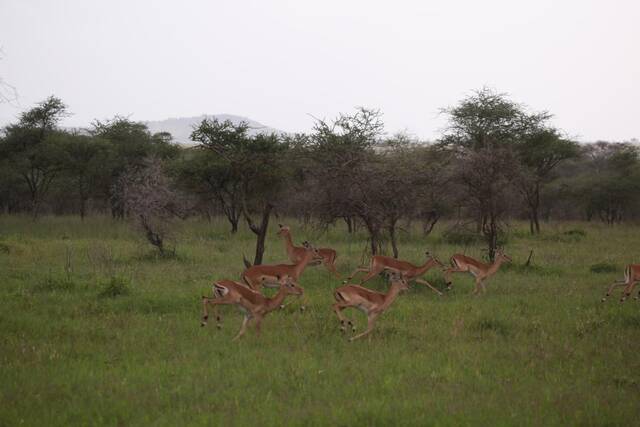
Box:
[441,228,483,246]
[33,275,76,292]
[563,228,586,237]
[98,276,131,298]
[590,262,618,274]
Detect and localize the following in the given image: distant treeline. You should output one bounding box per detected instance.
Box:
[1,88,639,261]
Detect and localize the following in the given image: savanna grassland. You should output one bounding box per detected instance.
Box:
[1,216,639,426]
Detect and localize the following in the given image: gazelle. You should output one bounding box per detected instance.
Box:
[276,224,340,278]
[443,249,512,295]
[601,264,640,303]
[201,276,304,340]
[347,252,445,295]
[241,243,319,291]
[333,272,409,341]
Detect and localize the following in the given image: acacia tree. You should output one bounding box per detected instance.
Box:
[308,108,389,254]
[441,88,546,259]
[178,129,244,233]
[515,128,579,234]
[576,142,640,224]
[62,134,111,219]
[191,118,288,264]
[0,96,69,218]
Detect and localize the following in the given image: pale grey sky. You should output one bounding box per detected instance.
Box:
[1,0,638,141]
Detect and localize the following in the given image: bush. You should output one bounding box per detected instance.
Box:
[590,262,618,274]
[0,242,10,254]
[98,276,131,298]
[563,228,586,237]
[441,228,483,245]
[543,229,586,243]
[33,275,76,292]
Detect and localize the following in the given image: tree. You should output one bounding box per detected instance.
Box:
[92,116,179,218]
[176,147,243,233]
[191,118,289,264]
[121,157,188,255]
[308,108,388,254]
[62,134,112,219]
[441,88,544,259]
[576,142,640,224]
[0,96,69,218]
[515,128,579,233]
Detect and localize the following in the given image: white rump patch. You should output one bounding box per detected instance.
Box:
[213,284,229,298]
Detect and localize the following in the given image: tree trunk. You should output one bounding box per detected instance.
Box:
[243,202,273,266]
[389,222,399,259]
[528,182,541,234]
[422,211,440,236]
[252,205,272,265]
[80,197,87,221]
[483,213,498,262]
[344,216,353,233]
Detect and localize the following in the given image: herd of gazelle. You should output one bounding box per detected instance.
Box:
[201,224,639,341]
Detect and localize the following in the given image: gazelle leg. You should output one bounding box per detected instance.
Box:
[443,267,467,290]
[201,296,231,328]
[324,259,341,279]
[201,296,212,327]
[254,314,264,336]
[414,278,443,296]
[472,279,482,295]
[347,267,369,281]
[602,280,627,302]
[357,266,387,285]
[479,279,487,294]
[621,281,638,303]
[350,312,379,341]
[333,303,355,332]
[232,315,251,341]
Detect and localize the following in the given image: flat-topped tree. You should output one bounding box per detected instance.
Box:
[440,88,553,259]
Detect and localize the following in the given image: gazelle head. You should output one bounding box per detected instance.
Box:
[302,241,322,259]
[425,251,444,268]
[495,249,512,263]
[276,224,290,236]
[389,272,410,291]
[280,276,304,296]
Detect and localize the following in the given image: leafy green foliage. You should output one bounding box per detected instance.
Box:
[98,276,131,298]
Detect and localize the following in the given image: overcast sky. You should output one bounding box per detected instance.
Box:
[1,0,638,142]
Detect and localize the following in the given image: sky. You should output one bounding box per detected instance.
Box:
[0,0,639,142]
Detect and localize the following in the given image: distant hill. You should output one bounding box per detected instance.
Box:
[144,114,285,144]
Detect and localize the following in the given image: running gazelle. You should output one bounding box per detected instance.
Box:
[201,275,303,340]
[601,264,640,303]
[443,249,512,294]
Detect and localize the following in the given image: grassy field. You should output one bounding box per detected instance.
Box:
[1,216,639,426]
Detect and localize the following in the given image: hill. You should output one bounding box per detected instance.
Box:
[144,114,285,144]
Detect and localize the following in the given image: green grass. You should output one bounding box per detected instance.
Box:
[1,216,639,425]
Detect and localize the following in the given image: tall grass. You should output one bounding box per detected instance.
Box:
[1,216,639,425]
